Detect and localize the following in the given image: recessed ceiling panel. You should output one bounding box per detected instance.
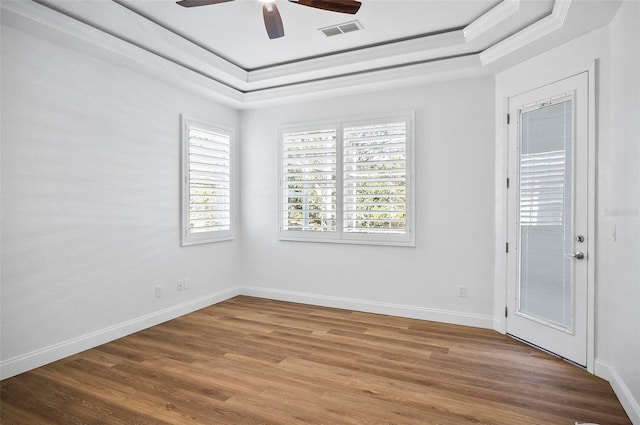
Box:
[3,0,621,106]
[120,0,501,69]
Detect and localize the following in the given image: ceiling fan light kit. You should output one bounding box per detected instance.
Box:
[176,0,362,39]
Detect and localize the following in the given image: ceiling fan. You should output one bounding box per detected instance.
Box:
[176,0,362,40]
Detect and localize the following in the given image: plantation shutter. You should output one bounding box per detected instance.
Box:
[187,125,231,234]
[343,120,407,234]
[282,128,337,232]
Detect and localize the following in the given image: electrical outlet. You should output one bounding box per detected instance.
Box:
[155,285,162,298]
[457,286,467,298]
[183,278,189,290]
[177,280,185,291]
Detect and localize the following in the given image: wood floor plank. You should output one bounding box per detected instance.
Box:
[1,296,632,424]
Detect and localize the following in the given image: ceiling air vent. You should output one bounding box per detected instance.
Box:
[319,20,363,37]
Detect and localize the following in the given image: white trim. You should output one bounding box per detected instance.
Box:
[464,0,520,42]
[242,55,484,108]
[1,0,619,108]
[479,0,572,66]
[278,113,416,247]
[495,61,598,373]
[585,62,597,374]
[505,74,589,366]
[493,92,510,336]
[240,285,494,329]
[0,1,246,109]
[595,359,640,424]
[0,287,240,380]
[0,0,588,110]
[247,30,466,85]
[181,115,236,246]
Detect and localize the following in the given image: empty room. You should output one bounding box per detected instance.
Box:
[1,0,638,423]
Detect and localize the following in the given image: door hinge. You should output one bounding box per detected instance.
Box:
[507,113,510,124]
[506,178,510,189]
[505,306,508,317]
[506,242,509,253]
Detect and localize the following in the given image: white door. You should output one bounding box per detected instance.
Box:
[506,73,590,367]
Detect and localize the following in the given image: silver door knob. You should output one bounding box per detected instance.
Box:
[565,251,585,260]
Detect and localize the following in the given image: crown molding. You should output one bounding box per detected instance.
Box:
[246,29,466,85]
[242,54,485,107]
[0,1,246,108]
[463,0,520,42]
[479,0,572,66]
[1,0,618,108]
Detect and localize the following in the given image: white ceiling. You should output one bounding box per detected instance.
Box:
[1,0,622,107]
[119,0,524,70]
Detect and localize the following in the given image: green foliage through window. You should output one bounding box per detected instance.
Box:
[344,122,407,234]
[280,115,414,245]
[282,129,337,232]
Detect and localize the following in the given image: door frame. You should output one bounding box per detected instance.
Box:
[494,62,597,373]
[507,74,589,366]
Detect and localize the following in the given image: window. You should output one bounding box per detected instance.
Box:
[279,114,414,246]
[181,116,233,245]
[281,126,337,234]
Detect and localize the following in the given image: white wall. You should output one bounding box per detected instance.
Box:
[495,2,640,421]
[240,77,496,327]
[0,25,241,378]
[603,1,640,420]
[2,4,638,422]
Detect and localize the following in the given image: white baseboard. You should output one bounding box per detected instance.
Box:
[595,358,640,424]
[0,287,240,380]
[6,286,636,425]
[240,285,494,329]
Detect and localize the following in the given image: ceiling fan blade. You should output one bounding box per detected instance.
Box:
[290,0,361,14]
[176,0,234,8]
[263,3,285,39]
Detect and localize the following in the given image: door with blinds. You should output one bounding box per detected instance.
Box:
[506,73,590,366]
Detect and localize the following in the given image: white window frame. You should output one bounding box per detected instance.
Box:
[181,115,234,246]
[279,112,415,247]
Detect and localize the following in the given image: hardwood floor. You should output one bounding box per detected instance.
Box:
[0,296,631,424]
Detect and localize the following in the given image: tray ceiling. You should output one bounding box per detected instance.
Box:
[0,0,623,107]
